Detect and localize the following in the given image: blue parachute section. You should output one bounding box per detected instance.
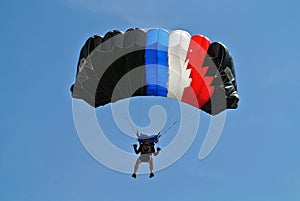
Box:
[145,29,169,97]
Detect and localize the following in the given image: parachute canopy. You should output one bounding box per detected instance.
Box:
[71,28,239,115]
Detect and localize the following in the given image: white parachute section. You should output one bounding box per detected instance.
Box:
[167,30,192,100]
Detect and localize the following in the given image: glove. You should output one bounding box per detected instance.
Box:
[157,147,161,152]
[133,144,138,148]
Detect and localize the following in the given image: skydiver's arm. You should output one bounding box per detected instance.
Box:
[153,147,161,156]
[133,144,140,154]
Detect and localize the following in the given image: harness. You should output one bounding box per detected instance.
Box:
[140,142,156,154]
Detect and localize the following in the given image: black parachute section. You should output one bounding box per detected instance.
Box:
[201,42,239,115]
[70,28,147,107]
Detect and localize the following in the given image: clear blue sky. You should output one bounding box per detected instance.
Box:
[1,0,300,200]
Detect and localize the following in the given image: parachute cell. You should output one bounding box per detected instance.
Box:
[181,35,212,108]
[167,30,191,100]
[145,28,169,96]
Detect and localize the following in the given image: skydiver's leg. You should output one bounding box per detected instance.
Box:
[134,159,142,173]
[148,157,154,178]
[148,158,154,172]
[132,158,141,178]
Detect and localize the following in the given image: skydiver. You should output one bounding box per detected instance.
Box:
[131,138,161,178]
